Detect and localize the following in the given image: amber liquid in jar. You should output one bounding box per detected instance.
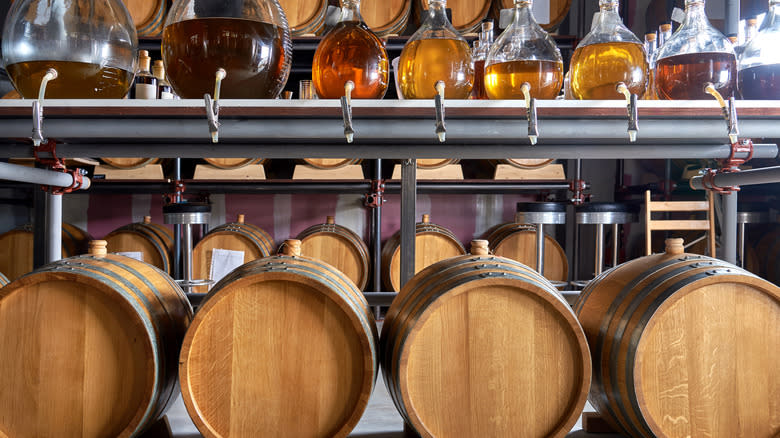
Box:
[399,39,474,99]
[472,59,488,99]
[162,17,288,99]
[655,52,736,100]
[6,60,133,98]
[569,41,648,99]
[485,60,564,100]
[313,21,389,99]
[738,64,780,100]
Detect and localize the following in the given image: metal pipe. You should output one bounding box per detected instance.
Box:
[690,166,780,189]
[400,159,417,288]
[372,158,382,293]
[594,223,603,275]
[725,0,740,36]
[182,224,193,293]
[173,158,182,281]
[0,161,90,189]
[738,222,746,268]
[536,223,545,274]
[572,159,582,281]
[722,193,738,264]
[612,223,619,268]
[45,192,62,263]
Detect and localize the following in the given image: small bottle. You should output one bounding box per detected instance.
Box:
[484,0,563,100]
[569,0,648,99]
[152,60,175,99]
[658,22,673,47]
[644,32,658,99]
[471,21,493,100]
[655,0,737,100]
[130,50,157,99]
[398,0,474,99]
[745,17,759,43]
[739,0,780,99]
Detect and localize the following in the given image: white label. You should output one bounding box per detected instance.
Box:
[160,91,175,100]
[135,83,157,99]
[671,7,685,23]
[116,251,144,262]
[209,249,245,290]
[500,4,549,28]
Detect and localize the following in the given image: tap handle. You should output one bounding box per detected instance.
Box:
[704,83,739,144]
[341,80,355,143]
[520,82,538,145]
[616,82,638,142]
[434,81,446,142]
[32,69,58,146]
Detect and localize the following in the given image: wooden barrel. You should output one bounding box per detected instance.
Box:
[100,157,161,169]
[297,216,370,290]
[104,216,173,274]
[491,0,573,32]
[755,226,780,281]
[483,221,569,282]
[278,0,328,36]
[123,0,166,37]
[0,223,92,281]
[303,158,362,169]
[0,240,192,437]
[573,238,780,438]
[492,158,555,169]
[203,158,267,169]
[417,158,459,169]
[381,240,591,437]
[192,214,275,292]
[363,0,412,36]
[381,214,466,292]
[180,239,377,438]
[416,0,491,34]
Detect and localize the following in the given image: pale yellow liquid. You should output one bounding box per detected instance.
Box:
[485,59,564,100]
[399,39,474,99]
[569,41,648,99]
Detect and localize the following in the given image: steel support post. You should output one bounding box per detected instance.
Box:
[44,192,62,264]
[173,158,182,280]
[722,192,738,264]
[725,0,740,36]
[400,159,417,288]
[372,159,383,293]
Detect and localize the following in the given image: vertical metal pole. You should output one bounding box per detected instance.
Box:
[32,188,47,269]
[372,158,383,292]
[725,0,740,36]
[722,192,738,264]
[400,159,417,288]
[594,223,604,275]
[572,159,582,280]
[173,158,182,280]
[535,223,545,274]
[182,224,193,293]
[738,222,746,268]
[612,223,619,268]
[44,192,62,263]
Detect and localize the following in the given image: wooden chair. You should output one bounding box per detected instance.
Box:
[645,190,716,256]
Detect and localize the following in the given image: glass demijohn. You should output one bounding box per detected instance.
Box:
[312,0,389,99]
[472,21,494,100]
[2,0,138,99]
[162,0,292,99]
[654,0,737,99]
[398,0,474,99]
[484,0,564,100]
[569,0,648,99]
[739,0,780,99]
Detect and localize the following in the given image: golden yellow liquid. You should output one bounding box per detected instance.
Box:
[484,60,564,100]
[399,39,474,99]
[569,41,648,99]
[6,60,133,99]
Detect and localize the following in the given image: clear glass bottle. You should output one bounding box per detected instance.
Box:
[152,60,176,99]
[484,0,563,100]
[130,50,158,99]
[398,0,474,99]
[569,0,648,99]
[162,0,292,99]
[644,32,658,99]
[739,0,780,99]
[655,0,737,100]
[472,21,493,100]
[2,0,138,98]
[312,0,389,99]
[658,22,673,48]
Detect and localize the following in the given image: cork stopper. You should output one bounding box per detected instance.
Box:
[728,35,738,44]
[152,60,165,80]
[421,214,430,224]
[660,23,672,32]
[138,50,151,72]
[470,240,489,256]
[88,240,108,256]
[326,216,335,224]
[237,214,245,224]
[665,238,685,255]
[281,239,302,257]
[645,32,656,41]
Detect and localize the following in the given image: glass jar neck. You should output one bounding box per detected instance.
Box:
[762,0,780,30]
[512,1,537,28]
[682,1,709,29]
[340,0,363,22]
[593,1,624,29]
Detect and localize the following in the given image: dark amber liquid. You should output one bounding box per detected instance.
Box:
[162,18,288,99]
[484,59,564,100]
[312,21,389,99]
[739,64,780,100]
[6,60,133,99]
[655,52,737,100]
[472,59,488,99]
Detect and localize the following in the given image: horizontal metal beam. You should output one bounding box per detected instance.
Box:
[0,161,90,189]
[690,166,780,190]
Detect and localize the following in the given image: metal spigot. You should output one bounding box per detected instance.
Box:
[341,80,355,143]
[704,82,739,144]
[205,68,227,143]
[616,82,638,142]
[32,68,58,147]
[520,82,538,145]
[434,81,446,142]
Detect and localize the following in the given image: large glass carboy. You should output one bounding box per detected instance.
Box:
[569,0,648,99]
[312,0,389,99]
[162,0,292,99]
[739,0,780,99]
[485,0,563,100]
[655,0,737,99]
[2,0,138,98]
[398,0,473,99]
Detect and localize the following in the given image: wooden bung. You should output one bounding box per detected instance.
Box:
[470,239,489,255]
[421,214,430,223]
[143,215,151,224]
[326,216,335,224]
[665,237,684,255]
[88,240,108,256]
[237,214,245,224]
[283,239,302,256]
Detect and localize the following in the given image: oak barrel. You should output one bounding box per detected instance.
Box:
[278,0,328,35]
[381,214,466,292]
[416,0,491,34]
[491,0,572,32]
[0,222,92,281]
[363,0,412,36]
[104,216,173,273]
[192,214,275,292]
[180,239,377,438]
[381,240,591,438]
[0,240,192,437]
[100,157,161,169]
[297,216,370,290]
[203,158,267,169]
[123,0,166,37]
[491,158,555,169]
[483,221,569,282]
[303,158,362,169]
[573,238,780,438]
